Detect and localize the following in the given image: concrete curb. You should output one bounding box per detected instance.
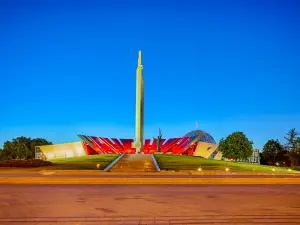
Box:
[151,155,161,172]
[0,170,299,176]
[2,177,300,185]
[104,154,124,172]
[1,215,299,223]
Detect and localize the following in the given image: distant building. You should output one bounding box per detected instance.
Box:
[224,149,260,164]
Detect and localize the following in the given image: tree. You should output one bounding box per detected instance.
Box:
[294,137,300,164]
[295,138,300,152]
[284,129,300,167]
[285,128,299,152]
[219,132,253,160]
[262,139,284,165]
[275,150,291,167]
[0,148,4,161]
[3,137,52,160]
[259,152,268,165]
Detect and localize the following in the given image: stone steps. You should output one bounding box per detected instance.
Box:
[109,154,157,172]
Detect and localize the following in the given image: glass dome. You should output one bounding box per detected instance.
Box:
[184,130,216,144]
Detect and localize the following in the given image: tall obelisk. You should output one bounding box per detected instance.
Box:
[132,50,144,154]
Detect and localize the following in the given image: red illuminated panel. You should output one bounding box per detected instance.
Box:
[141,139,167,154]
[101,138,120,154]
[111,138,126,154]
[161,138,182,153]
[142,139,151,154]
[180,135,201,155]
[95,137,111,153]
[89,136,107,154]
[172,137,191,154]
[82,142,99,155]
[183,143,198,156]
[79,134,200,155]
[119,139,136,154]
[80,135,99,151]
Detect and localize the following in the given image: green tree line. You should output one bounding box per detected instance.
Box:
[0,137,52,161]
[218,128,300,167]
[261,128,300,167]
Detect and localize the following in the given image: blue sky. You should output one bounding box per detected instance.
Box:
[0,0,299,149]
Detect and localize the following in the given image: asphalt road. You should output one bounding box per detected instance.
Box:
[0,184,300,224]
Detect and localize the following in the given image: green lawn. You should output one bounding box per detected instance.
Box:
[154,154,300,174]
[48,154,119,170]
[294,166,300,171]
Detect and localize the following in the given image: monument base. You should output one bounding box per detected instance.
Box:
[132,142,143,154]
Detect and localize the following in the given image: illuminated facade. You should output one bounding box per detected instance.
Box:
[77,130,219,156]
[35,129,259,164]
[35,141,86,160]
[36,130,222,160]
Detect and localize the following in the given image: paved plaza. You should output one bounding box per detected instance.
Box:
[0,184,300,224]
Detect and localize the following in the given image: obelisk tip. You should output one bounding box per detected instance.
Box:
[138,50,142,66]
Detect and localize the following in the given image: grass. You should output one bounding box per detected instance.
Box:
[154,154,300,174]
[294,166,300,171]
[47,154,119,170]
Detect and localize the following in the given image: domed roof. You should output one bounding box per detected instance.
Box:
[184,130,216,144]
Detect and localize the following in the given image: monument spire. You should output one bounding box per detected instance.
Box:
[138,50,142,67]
[132,50,144,154]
